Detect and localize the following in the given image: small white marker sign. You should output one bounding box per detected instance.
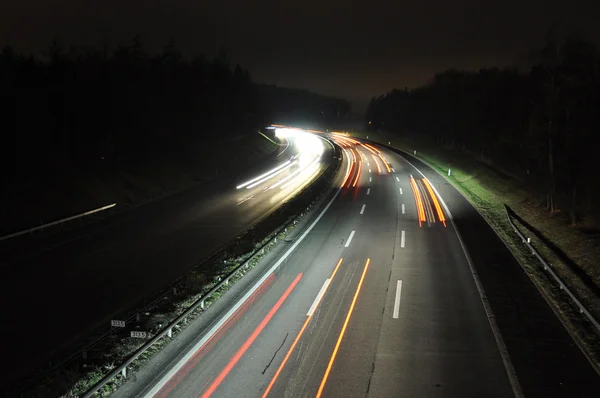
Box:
[131,331,148,339]
[111,320,126,328]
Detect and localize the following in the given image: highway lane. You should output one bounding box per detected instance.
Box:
[304,144,512,397]
[115,136,551,397]
[385,145,600,397]
[0,128,330,389]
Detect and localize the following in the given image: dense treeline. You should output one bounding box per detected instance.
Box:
[366,29,600,226]
[0,36,348,198]
[0,37,252,189]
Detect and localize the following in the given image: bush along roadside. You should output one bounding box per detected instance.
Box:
[12,139,341,398]
[354,132,600,375]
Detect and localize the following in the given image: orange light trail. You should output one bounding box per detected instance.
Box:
[360,142,377,153]
[417,180,436,223]
[358,149,367,162]
[332,136,352,148]
[423,178,446,227]
[343,136,360,145]
[350,148,357,163]
[201,273,303,398]
[378,153,391,172]
[352,159,362,187]
[316,258,371,398]
[364,143,380,153]
[331,133,351,143]
[342,162,354,188]
[410,177,426,227]
[331,133,360,146]
[359,143,376,154]
[415,179,427,224]
[371,154,382,174]
[262,259,344,398]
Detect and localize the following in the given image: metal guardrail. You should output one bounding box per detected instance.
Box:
[504,204,600,333]
[21,212,275,396]
[82,221,294,397]
[359,135,600,341]
[0,203,117,242]
[81,139,341,397]
[363,135,600,335]
[55,242,230,370]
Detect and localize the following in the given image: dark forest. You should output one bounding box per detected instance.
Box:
[0,36,349,229]
[367,30,600,226]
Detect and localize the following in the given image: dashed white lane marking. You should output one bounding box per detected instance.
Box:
[307,279,331,316]
[345,230,356,247]
[400,156,523,397]
[369,169,372,173]
[360,204,366,215]
[391,168,395,172]
[369,177,372,182]
[143,179,343,398]
[402,204,405,214]
[401,230,405,248]
[399,188,403,194]
[396,177,400,182]
[393,280,402,319]
[367,188,370,195]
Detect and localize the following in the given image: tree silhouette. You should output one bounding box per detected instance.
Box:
[367,28,600,225]
[0,38,350,220]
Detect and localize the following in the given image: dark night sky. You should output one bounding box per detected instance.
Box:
[2,1,600,110]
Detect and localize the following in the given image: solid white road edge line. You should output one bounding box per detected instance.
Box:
[360,204,366,215]
[236,196,254,206]
[345,230,356,247]
[143,180,343,398]
[400,155,523,398]
[401,230,405,248]
[393,280,402,319]
[276,137,290,157]
[307,279,331,316]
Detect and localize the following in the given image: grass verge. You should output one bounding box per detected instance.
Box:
[351,130,600,373]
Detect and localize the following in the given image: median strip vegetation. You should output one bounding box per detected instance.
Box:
[14,141,341,398]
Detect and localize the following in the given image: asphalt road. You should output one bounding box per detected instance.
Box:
[115,136,600,398]
[0,129,331,389]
